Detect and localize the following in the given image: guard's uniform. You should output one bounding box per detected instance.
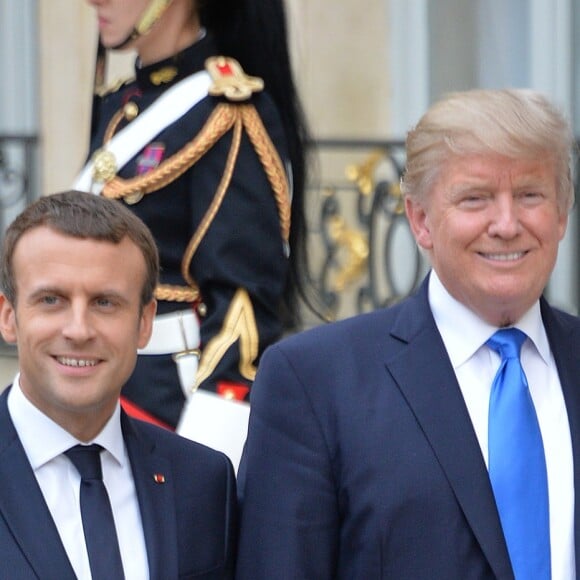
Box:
[84,33,291,428]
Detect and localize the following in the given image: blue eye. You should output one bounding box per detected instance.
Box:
[41,295,59,305]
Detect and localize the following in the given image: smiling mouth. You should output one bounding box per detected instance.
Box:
[480,251,527,261]
[56,357,98,368]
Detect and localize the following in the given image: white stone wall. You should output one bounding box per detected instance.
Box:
[39,1,95,192]
[288,1,390,138]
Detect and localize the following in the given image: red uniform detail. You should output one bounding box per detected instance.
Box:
[120,396,174,430]
[217,381,250,401]
[217,62,233,76]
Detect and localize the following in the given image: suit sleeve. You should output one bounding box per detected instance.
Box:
[236,343,339,579]
[219,452,238,579]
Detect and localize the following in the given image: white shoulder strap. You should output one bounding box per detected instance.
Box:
[73,69,212,194]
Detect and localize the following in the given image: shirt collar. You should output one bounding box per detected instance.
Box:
[7,374,126,470]
[428,270,550,368]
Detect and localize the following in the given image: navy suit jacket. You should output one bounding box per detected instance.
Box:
[0,388,236,579]
[236,278,580,579]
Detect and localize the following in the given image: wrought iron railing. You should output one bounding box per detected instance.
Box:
[306,139,426,323]
[307,138,580,323]
[0,133,39,354]
[0,134,38,230]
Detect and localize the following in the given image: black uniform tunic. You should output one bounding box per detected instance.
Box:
[87,33,290,427]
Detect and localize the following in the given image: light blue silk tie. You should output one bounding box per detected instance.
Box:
[487,328,550,579]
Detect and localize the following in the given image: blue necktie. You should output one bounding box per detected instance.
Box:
[487,328,550,579]
[65,444,125,579]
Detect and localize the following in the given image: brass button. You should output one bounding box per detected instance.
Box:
[124,102,139,121]
[124,191,144,205]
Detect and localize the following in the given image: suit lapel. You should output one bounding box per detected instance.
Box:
[541,299,580,577]
[122,413,179,580]
[384,281,514,579]
[0,390,76,579]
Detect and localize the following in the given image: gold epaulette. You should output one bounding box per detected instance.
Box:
[206,56,264,102]
[95,76,135,98]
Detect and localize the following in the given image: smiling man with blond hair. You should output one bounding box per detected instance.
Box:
[237,89,578,580]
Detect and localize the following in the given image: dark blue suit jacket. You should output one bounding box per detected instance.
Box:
[236,278,580,579]
[0,388,236,579]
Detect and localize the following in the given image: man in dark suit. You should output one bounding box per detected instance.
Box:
[236,89,578,579]
[0,191,236,579]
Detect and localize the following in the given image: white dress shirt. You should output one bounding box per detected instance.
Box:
[428,271,575,580]
[8,375,149,580]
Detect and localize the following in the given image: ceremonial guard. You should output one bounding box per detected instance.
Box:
[76,0,311,457]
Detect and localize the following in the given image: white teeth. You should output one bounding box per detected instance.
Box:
[57,357,97,368]
[483,252,524,261]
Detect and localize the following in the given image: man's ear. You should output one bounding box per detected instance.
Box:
[0,294,17,344]
[405,196,433,250]
[137,299,157,350]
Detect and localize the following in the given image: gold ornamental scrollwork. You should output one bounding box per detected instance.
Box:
[345,149,384,196]
[327,214,369,293]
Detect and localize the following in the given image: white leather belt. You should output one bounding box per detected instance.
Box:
[138,310,200,397]
[139,309,200,354]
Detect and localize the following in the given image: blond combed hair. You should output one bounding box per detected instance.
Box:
[401,89,575,213]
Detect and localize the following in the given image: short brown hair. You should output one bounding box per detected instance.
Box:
[0,190,159,306]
